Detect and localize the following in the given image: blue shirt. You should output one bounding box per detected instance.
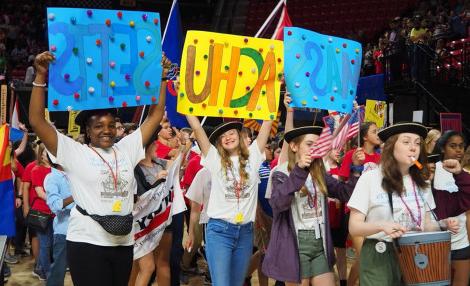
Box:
[258,161,273,217]
[45,168,74,235]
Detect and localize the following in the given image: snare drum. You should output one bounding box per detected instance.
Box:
[397,231,451,286]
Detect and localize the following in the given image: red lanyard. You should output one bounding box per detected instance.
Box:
[306,180,320,217]
[229,167,243,210]
[399,179,421,227]
[89,147,118,192]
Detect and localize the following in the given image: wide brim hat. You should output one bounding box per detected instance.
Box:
[427,153,441,163]
[378,122,428,142]
[284,126,323,143]
[75,108,118,127]
[208,121,243,145]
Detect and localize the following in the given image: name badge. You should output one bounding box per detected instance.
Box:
[375,241,387,253]
[112,200,122,212]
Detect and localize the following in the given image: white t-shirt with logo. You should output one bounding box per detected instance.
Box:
[185,168,211,224]
[348,168,436,241]
[201,141,265,224]
[56,130,145,246]
[434,161,469,250]
[292,175,325,232]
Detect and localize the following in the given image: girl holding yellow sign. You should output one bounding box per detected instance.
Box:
[185,114,272,286]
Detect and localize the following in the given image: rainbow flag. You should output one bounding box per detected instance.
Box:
[0,124,15,236]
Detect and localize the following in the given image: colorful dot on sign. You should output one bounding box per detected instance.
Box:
[277,58,282,63]
[313,96,318,101]
[256,106,262,111]
[66,106,73,111]
[139,51,145,58]
[224,42,229,48]
[97,73,102,80]
[195,70,200,76]
[234,110,238,115]
[251,68,256,74]
[244,38,248,43]
[336,48,340,54]
[270,114,275,120]
[270,44,275,50]
[343,43,347,48]
[109,96,114,102]
[305,72,310,77]
[151,96,157,102]
[109,35,115,42]
[355,48,360,54]
[110,81,116,88]
[86,57,92,64]
[50,45,56,52]
[333,87,338,92]
[153,18,159,25]
[330,96,335,101]
[105,19,111,26]
[74,92,80,99]
[295,82,300,88]
[48,13,55,21]
[120,43,126,50]
[146,36,152,43]
[277,72,283,78]
[179,92,185,97]
[287,30,292,36]
[117,11,123,19]
[259,48,263,53]
[189,107,194,113]
[110,61,116,68]
[342,104,347,109]
[72,48,78,54]
[320,45,325,49]
[96,39,101,46]
[53,99,59,105]
[238,71,243,76]
[70,17,76,24]
[125,74,131,80]
[202,103,207,108]
[122,102,128,107]
[296,53,300,59]
[301,100,307,106]
[145,81,150,88]
[142,14,148,21]
[262,90,266,95]
[203,54,208,60]
[136,96,141,101]
[245,86,250,91]
[193,39,198,44]
[302,35,306,40]
[129,21,135,27]
[224,66,229,71]
[328,37,333,43]
[88,87,95,94]
[351,59,355,64]
[87,10,93,17]
[249,113,253,118]
[218,109,223,114]
[210,39,214,44]
[64,73,70,80]
[350,90,354,95]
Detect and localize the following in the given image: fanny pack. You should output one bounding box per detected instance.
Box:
[76,205,133,236]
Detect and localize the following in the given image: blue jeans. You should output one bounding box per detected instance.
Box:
[37,223,53,275]
[205,218,253,286]
[46,234,67,286]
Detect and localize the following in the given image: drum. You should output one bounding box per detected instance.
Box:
[397,231,451,286]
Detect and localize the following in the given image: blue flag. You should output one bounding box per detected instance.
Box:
[355,74,386,105]
[162,1,187,128]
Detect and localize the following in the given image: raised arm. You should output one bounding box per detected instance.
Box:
[278,92,293,165]
[257,120,273,153]
[28,52,58,156]
[140,54,171,146]
[185,115,210,157]
[14,123,28,156]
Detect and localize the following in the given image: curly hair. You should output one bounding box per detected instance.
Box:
[287,135,327,195]
[381,134,429,195]
[215,130,250,185]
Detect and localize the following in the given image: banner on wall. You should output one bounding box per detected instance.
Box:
[283,27,362,114]
[46,8,163,111]
[177,31,284,120]
[67,111,81,139]
[364,99,386,128]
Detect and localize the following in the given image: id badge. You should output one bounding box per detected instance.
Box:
[234,212,244,224]
[112,200,122,212]
[375,241,387,253]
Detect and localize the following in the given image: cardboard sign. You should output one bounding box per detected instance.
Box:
[46,7,162,111]
[365,99,386,128]
[67,111,81,139]
[283,27,362,113]
[178,31,283,120]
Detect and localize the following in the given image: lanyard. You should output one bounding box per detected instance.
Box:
[399,179,422,227]
[228,166,244,211]
[89,146,118,192]
[306,181,320,218]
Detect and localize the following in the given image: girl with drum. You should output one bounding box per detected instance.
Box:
[433,130,469,286]
[262,126,363,286]
[185,115,272,286]
[348,122,470,286]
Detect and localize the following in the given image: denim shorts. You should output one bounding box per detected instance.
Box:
[298,230,330,278]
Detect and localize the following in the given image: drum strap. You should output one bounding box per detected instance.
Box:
[387,192,401,252]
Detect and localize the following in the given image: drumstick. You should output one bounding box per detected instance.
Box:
[410,156,423,170]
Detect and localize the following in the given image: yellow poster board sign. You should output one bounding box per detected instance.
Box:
[67,111,81,139]
[365,99,386,128]
[178,31,284,120]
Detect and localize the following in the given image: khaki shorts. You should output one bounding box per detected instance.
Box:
[298,230,330,278]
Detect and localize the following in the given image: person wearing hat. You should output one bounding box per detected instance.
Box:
[185,114,272,286]
[347,122,470,286]
[28,51,170,286]
[262,126,362,285]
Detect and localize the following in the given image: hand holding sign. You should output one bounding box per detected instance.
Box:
[178,31,283,120]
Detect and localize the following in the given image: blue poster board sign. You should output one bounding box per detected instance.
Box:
[46,8,162,111]
[283,27,362,114]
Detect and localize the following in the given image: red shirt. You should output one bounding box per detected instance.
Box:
[30,165,52,214]
[270,157,279,169]
[338,149,381,179]
[13,159,24,180]
[181,155,202,190]
[22,161,36,205]
[155,140,173,160]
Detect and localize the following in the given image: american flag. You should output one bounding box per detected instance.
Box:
[331,106,364,150]
[309,115,335,159]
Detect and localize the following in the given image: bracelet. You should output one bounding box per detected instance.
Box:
[32,81,47,87]
[161,77,168,81]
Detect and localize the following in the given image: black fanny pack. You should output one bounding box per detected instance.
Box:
[76,205,133,236]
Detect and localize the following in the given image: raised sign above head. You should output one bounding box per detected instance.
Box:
[46,7,162,111]
[177,31,284,120]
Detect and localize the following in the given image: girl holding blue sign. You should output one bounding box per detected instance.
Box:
[185,114,272,286]
[28,51,171,286]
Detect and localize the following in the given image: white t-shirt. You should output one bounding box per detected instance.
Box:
[56,129,145,246]
[292,175,325,232]
[348,168,436,241]
[185,168,211,224]
[434,161,469,250]
[201,141,265,224]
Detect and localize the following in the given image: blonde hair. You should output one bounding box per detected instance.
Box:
[462,146,470,171]
[424,129,441,154]
[287,135,327,195]
[36,143,49,166]
[215,130,250,184]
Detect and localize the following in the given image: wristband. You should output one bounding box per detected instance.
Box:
[32,81,47,87]
[350,165,364,173]
[161,77,168,81]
